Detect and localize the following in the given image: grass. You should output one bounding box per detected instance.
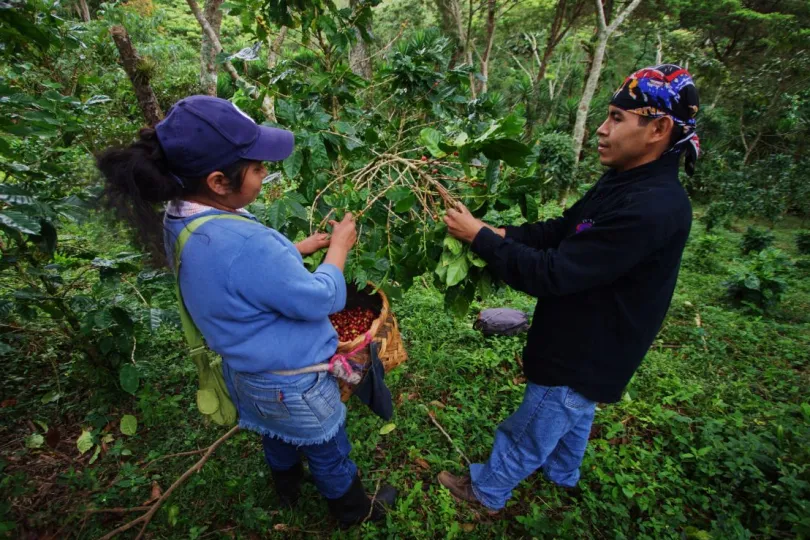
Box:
[1,212,809,539]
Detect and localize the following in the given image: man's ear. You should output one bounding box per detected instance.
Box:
[205,171,231,195]
[652,115,675,144]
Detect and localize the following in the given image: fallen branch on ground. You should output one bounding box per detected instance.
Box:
[426,409,471,466]
[98,425,240,540]
[140,447,208,469]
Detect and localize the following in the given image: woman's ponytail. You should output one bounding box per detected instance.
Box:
[97,127,184,266]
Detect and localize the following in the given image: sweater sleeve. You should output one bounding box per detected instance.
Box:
[471,204,662,298]
[502,190,588,249]
[228,230,347,320]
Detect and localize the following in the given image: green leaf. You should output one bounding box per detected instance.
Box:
[420,128,447,158]
[25,433,44,449]
[481,139,531,167]
[524,194,538,223]
[800,403,810,420]
[89,444,102,464]
[0,210,41,235]
[110,307,133,333]
[443,236,463,255]
[0,184,36,205]
[149,308,164,331]
[167,504,180,527]
[0,7,52,50]
[308,134,330,170]
[744,275,761,290]
[476,271,493,299]
[394,193,416,213]
[267,200,287,230]
[446,255,469,287]
[334,121,356,135]
[120,415,138,436]
[467,251,487,268]
[485,159,501,194]
[496,114,525,138]
[40,390,61,404]
[435,263,447,282]
[93,309,113,329]
[119,364,140,395]
[84,95,112,107]
[379,423,397,435]
[444,283,474,317]
[77,429,94,455]
[285,197,307,221]
[385,186,411,202]
[283,149,303,178]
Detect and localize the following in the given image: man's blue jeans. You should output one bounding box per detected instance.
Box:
[262,424,358,500]
[470,383,596,510]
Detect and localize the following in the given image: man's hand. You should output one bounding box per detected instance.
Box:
[443,203,487,243]
[296,232,331,256]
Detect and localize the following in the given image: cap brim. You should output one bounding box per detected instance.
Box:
[241,126,294,162]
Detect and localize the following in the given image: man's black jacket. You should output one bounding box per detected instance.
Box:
[472,153,692,403]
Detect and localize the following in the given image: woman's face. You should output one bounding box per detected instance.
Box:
[206,160,267,210]
[232,161,267,208]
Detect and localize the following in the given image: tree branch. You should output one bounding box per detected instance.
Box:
[185,0,274,121]
[595,0,607,31]
[98,426,240,540]
[509,51,534,83]
[607,0,642,34]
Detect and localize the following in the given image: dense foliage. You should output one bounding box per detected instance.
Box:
[1,0,808,538]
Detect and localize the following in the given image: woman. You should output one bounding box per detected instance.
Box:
[97,95,396,527]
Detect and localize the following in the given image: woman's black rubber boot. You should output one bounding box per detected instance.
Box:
[270,462,305,507]
[326,476,398,528]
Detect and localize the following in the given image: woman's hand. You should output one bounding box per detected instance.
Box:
[328,212,357,251]
[323,212,357,272]
[296,232,331,256]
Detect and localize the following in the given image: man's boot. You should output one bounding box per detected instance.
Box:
[437,471,499,515]
[326,476,398,529]
[270,462,305,507]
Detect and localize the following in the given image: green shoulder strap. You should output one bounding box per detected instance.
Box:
[173,213,254,425]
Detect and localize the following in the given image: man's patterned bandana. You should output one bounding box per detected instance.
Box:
[611,64,700,176]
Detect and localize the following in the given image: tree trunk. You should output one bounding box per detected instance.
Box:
[262,26,287,122]
[77,0,91,22]
[110,25,163,126]
[199,0,224,96]
[349,0,373,80]
[478,0,497,94]
[524,0,587,136]
[572,0,642,163]
[572,30,606,160]
[434,0,465,66]
[186,0,275,121]
[655,32,663,64]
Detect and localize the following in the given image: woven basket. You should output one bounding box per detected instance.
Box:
[336,283,408,402]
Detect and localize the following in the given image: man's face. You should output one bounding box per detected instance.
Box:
[595,106,657,172]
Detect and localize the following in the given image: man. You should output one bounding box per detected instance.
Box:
[438,64,700,512]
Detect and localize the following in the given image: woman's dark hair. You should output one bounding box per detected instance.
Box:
[97,127,250,266]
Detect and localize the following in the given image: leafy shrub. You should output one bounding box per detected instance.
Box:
[702,201,733,232]
[796,231,810,255]
[724,248,792,311]
[689,234,723,272]
[533,131,576,201]
[741,226,775,255]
